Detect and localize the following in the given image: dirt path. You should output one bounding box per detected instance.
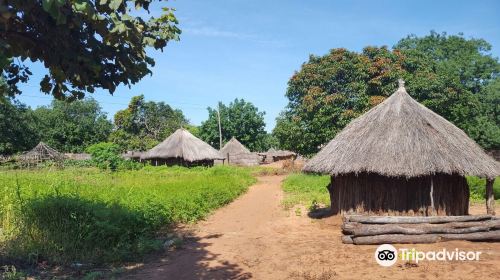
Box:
[122,176,500,280]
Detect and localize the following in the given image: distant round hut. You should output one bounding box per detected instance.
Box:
[141,128,224,167]
[220,137,260,166]
[122,151,144,162]
[303,80,499,216]
[259,148,297,163]
[19,142,66,166]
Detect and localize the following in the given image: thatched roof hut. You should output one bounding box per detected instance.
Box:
[122,151,144,162]
[304,80,499,216]
[141,128,223,167]
[19,142,66,164]
[220,137,260,166]
[64,153,91,160]
[259,148,297,163]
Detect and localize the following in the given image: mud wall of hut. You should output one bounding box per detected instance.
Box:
[329,173,469,216]
[226,152,260,166]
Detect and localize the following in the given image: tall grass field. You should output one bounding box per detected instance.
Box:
[0,166,255,265]
[283,173,500,209]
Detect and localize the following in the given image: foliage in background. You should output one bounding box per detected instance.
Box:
[109,95,189,152]
[468,176,500,201]
[283,173,500,209]
[199,99,269,151]
[274,32,500,155]
[0,0,180,99]
[86,142,126,171]
[33,98,113,153]
[0,96,39,155]
[0,166,255,264]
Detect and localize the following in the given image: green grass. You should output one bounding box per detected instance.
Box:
[282,173,500,208]
[282,173,330,209]
[0,165,255,265]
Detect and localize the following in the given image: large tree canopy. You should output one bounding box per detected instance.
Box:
[33,98,113,152]
[199,99,269,151]
[109,95,188,151]
[0,96,39,155]
[274,32,500,156]
[0,0,180,99]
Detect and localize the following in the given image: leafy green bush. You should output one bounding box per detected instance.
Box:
[467,176,500,201]
[86,142,122,171]
[0,166,255,265]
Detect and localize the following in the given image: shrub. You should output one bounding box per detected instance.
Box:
[86,143,122,171]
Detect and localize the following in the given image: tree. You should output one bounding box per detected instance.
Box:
[199,99,268,151]
[109,95,188,151]
[0,0,180,99]
[274,32,500,155]
[0,96,39,155]
[33,98,113,152]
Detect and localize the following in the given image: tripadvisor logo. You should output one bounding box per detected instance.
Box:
[374,244,482,267]
[375,244,397,267]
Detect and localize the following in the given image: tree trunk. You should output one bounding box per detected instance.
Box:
[486,178,496,215]
[345,215,493,224]
[342,219,500,236]
[350,230,500,245]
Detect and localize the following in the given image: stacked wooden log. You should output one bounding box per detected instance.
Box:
[342,215,500,245]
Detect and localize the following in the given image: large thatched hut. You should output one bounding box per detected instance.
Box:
[19,142,66,165]
[304,80,499,216]
[141,128,223,167]
[220,137,260,166]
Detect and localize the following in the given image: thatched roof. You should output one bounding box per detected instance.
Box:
[220,137,251,155]
[64,153,91,160]
[141,128,223,161]
[304,80,499,179]
[220,137,260,166]
[259,148,296,157]
[19,142,66,162]
[122,151,143,160]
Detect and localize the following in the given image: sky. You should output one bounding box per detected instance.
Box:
[15,0,500,131]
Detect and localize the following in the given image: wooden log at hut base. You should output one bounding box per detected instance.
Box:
[345,215,494,224]
[342,219,500,236]
[350,230,500,245]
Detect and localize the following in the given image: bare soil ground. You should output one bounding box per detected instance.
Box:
[121,175,500,280]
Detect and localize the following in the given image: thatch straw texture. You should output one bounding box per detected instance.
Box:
[19,142,66,163]
[304,81,499,179]
[141,128,223,162]
[122,151,144,161]
[220,137,259,166]
[259,148,297,163]
[64,153,91,160]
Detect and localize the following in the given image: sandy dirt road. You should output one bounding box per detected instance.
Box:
[122,175,500,280]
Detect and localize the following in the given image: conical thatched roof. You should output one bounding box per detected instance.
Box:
[141,128,223,161]
[19,142,65,162]
[220,137,251,155]
[220,137,260,166]
[304,80,499,179]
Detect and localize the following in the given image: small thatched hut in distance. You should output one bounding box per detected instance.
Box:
[122,151,144,162]
[304,80,499,216]
[141,128,223,167]
[220,137,260,166]
[19,142,66,165]
[259,148,297,163]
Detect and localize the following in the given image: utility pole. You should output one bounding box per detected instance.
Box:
[217,103,222,149]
